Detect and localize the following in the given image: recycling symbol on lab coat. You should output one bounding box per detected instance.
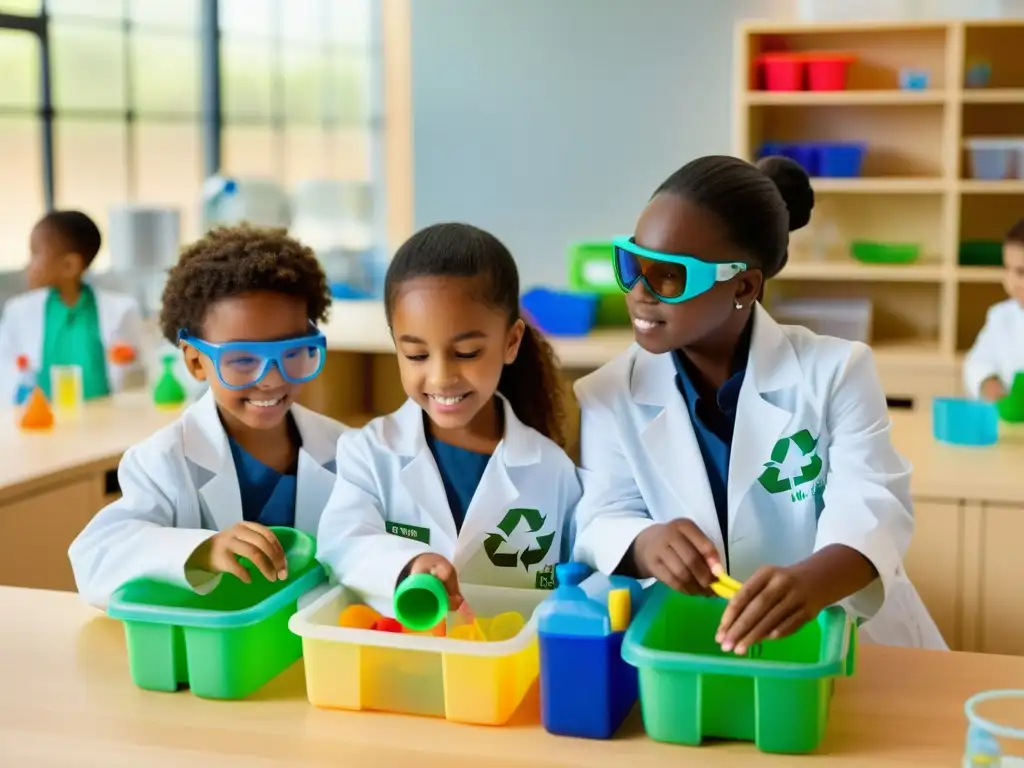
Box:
[757,429,823,494]
[484,508,554,570]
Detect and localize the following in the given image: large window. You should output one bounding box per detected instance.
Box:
[0,0,377,272]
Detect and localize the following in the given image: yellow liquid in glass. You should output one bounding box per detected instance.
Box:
[53,371,81,412]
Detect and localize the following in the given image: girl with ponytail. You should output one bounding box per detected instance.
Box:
[316,223,581,611]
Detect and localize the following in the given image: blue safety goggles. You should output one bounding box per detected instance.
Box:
[177,326,327,390]
[613,236,747,304]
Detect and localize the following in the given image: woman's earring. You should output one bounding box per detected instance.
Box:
[734,300,744,310]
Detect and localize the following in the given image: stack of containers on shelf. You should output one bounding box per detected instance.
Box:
[963,137,1024,180]
[536,563,646,739]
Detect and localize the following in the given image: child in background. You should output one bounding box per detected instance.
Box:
[317,223,581,615]
[69,225,347,609]
[572,155,946,652]
[963,218,1024,401]
[0,210,143,404]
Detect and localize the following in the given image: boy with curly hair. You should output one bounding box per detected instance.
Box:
[70,225,348,609]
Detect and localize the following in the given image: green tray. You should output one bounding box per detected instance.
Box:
[567,241,630,326]
[622,583,856,755]
[959,240,1003,267]
[107,527,325,699]
[850,241,920,264]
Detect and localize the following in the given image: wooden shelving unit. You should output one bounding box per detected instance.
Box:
[734,19,1024,364]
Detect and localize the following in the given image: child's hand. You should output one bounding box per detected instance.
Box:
[407,553,463,610]
[716,564,822,655]
[187,522,288,583]
[981,377,1007,402]
[631,519,722,595]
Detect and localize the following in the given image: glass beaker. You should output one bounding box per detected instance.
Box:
[50,364,83,421]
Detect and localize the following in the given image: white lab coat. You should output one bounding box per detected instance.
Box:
[962,298,1024,399]
[0,286,144,403]
[68,390,347,609]
[572,303,947,651]
[316,395,582,615]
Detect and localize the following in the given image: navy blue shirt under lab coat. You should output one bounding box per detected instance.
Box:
[228,419,300,528]
[671,321,753,563]
[426,433,491,533]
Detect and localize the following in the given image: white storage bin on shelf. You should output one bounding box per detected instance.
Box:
[770,298,873,344]
[964,138,1024,181]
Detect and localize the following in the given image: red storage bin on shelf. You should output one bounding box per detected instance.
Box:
[759,53,804,91]
[805,54,856,91]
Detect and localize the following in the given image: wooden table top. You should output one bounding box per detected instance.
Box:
[2,586,1022,766]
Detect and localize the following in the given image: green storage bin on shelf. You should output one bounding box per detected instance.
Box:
[567,241,630,326]
[959,240,1003,267]
[850,241,920,264]
[622,584,856,755]
[107,527,325,700]
[998,372,1024,423]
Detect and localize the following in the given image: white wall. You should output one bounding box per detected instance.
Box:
[410,0,792,288]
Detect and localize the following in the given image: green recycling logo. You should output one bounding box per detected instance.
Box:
[484,508,554,571]
[757,429,823,495]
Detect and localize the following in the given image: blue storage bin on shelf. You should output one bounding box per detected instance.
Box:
[537,562,646,739]
[933,397,998,446]
[758,142,818,176]
[521,288,599,337]
[816,142,866,177]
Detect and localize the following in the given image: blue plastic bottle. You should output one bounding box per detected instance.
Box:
[13,356,36,406]
[537,562,642,739]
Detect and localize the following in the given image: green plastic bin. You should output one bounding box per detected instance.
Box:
[567,241,630,327]
[997,372,1024,423]
[107,527,325,700]
[622,584,856,755]
[959,240,1003,267]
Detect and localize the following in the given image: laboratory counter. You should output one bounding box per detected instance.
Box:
[0,586,1018,767]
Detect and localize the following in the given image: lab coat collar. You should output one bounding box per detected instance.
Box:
[382,393,542,466]
[384,393,541,555]
[183,390,338,533]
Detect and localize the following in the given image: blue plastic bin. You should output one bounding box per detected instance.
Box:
[816,143,866,177]
[537,563,645,739]
[933,397,998,447]
[759,142,818,175]
[521,288,599,337]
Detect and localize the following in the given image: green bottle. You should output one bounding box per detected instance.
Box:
[153,354,187,409]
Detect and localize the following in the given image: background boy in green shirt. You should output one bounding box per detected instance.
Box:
[0,210,143,403]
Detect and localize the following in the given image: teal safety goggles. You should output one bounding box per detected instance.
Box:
[177,325,327,390]
[613,236,747,304]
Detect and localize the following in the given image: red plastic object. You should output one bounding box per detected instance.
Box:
[371,617,404,633]
[15,354,29,371]
[759,53,804,91]
[806,55,856,91]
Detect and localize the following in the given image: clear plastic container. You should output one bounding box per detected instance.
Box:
[964,138,1024,180]
[288,583,549,725]
[769,297,872,343]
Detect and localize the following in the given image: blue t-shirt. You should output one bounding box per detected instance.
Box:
[426,432,492,533]
[672,319,753,562]
[228,420,299,529]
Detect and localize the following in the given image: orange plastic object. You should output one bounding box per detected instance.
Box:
[109,344,137,365]
[19,386,54,430]
[15,354,29,372]
[338,605,381,629]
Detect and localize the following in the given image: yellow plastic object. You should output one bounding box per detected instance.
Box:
[487,612,525,642]
[448,623,486,642]
[338,605,381,629]
[290,584,548,725]
[710,571,743,600]
[608,588,631,632]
